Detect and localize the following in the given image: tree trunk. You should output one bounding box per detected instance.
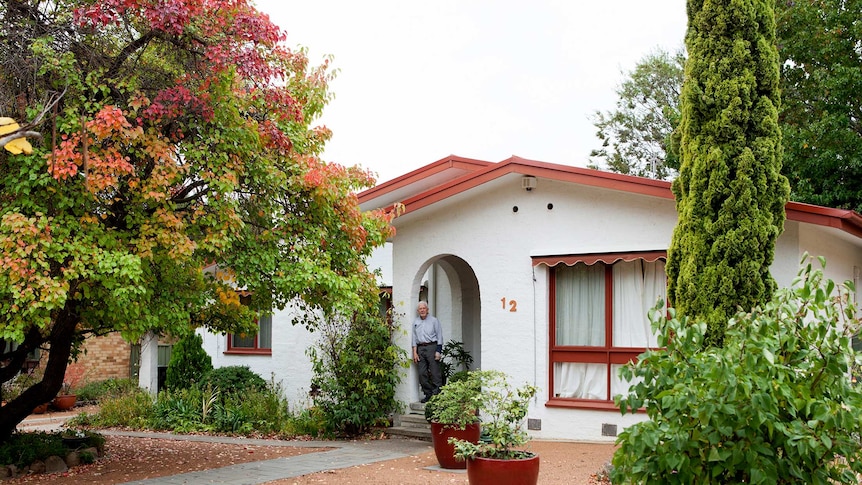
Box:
[0,308,79,442]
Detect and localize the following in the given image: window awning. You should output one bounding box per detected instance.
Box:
[531,250,667,267]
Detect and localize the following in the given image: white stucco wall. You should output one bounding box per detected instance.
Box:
[198,301,318,408]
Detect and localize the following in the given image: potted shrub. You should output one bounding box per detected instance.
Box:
[424,370,483,469]
[451,370,539,485]
[52,363,86,411]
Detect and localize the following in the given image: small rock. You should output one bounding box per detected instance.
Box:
[66,450,80,467]
[82,446,100,458]
[30,460,45,474]
[7,464,19,478]
[45,455,68,474]
[0,466,10,478]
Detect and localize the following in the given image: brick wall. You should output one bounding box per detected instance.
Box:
[76,333,131,382]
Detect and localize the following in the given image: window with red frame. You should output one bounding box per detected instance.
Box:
[548,256,666,407]
[227,295,272,354]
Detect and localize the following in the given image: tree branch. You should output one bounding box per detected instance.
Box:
[0,130,42,147]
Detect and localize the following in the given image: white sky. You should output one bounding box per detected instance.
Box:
[254,1,687,184]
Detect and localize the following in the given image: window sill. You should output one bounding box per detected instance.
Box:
[545,398,645,413]
[223,349,272,356]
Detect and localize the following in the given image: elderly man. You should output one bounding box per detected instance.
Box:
[412,301,443,403]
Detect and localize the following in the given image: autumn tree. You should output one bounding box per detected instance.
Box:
[589,49,685,180]
[0,0,392,440]
[666,0,790,347]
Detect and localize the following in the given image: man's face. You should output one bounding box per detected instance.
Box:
[418,304,428,319]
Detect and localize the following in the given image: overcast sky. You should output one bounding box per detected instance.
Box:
[255,1,687,184]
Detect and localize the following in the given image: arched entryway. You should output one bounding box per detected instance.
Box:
[414,255,481,374]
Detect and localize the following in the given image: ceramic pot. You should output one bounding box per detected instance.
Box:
[466,453,540,485]
[52,394,77,411]
[430,421,481,469]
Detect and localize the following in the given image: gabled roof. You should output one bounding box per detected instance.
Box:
[358,155,862,239]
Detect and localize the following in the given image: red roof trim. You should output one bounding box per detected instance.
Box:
[357,155,491,203]
[396,156,673,214]
[361,155,862,240]
[785,201,862,238]
[532,251,667,267]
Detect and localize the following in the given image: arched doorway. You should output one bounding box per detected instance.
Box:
[414,255,481,373]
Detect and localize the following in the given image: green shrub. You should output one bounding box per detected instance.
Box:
[78,450,96,464]
[83,387,154,428]
[165,333,213,390]
[149,388,207,432]
[286,406,329,438]
[74,378,137,402]
[216,382,291,435]
[612,258,862,484]
[0,430,106,468]
[0,432,68,467]
[198,366,266,395]
[308,308,408,436]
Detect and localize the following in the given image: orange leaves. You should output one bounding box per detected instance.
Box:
[135,208,196,259]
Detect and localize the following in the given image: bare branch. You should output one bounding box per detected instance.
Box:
[0,130,42,147]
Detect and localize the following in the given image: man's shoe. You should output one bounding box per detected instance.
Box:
[420,395,431,403]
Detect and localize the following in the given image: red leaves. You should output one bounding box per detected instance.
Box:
[145,86,214,124]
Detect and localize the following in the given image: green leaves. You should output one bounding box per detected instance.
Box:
[612,258,862,484]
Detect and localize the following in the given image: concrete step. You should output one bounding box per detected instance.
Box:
[386,425,432,441]
[398,413,430,429]
[388,401,431,441]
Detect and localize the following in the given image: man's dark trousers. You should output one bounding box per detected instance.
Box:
[417,344,442,399]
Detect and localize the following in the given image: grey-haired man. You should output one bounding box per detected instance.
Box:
[412,301,442,403]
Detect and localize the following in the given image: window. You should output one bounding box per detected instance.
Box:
[226,295,272,354]
[547,254,666,409]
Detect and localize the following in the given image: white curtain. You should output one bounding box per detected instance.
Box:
[554,259,666,400]
[555,263,605,346]
[612,260,665,348]
[554,362,607,399]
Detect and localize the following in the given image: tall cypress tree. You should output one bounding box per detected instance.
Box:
[666,0,790,347]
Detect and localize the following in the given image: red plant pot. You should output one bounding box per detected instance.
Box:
[52,394,77,411]
[32,403,49,414]
[466,453,540,485]
[430,421,481,469]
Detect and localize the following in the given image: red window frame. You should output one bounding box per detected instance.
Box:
[544,252,666,410]
[225,315,272,355]
[225,295,272,355]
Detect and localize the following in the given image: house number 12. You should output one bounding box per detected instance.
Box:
[500,297,517,312]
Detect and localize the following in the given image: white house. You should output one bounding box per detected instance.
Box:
[357,155,862,441]
[198,154,862,442]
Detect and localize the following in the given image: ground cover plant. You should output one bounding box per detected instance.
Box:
[0,430,104,469]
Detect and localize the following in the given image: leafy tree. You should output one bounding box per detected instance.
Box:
[613,259,862,484]
[776,0,862,213]
[165,333,212,391]
[595,2,862,215]
[0,0,392,440]
[666,0,790,347]
[589,49,685,179]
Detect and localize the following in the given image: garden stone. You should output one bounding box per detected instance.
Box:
[65,450,80,467]
[45,455,68,473]
[30,459,45,474]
